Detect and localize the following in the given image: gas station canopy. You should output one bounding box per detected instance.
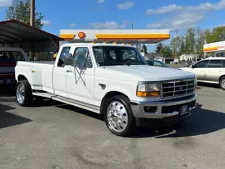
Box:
[203,41,225,53]
[60,29,170,44]
[0,20,63,52]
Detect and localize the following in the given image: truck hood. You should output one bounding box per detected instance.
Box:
[101,65,195,82]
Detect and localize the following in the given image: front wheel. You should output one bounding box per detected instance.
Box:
[16,80,33,106]
[219,77,225,90]
[103,95,135,137]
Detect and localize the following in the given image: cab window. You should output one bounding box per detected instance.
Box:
[153,61,163,67]
[57,47,71,67]
[192,60,209,68]
[221,60,225,68]
[73,47,92,69]
[207,60,223,68]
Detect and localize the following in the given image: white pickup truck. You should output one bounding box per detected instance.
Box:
[15,43,197,136]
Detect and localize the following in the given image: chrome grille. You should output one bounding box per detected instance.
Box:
[161,79,195,98]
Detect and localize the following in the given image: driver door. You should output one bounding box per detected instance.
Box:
[65,46,95,105]
[191,60,209,81]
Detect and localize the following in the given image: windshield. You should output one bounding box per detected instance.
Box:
[0,51,25,62]
[92,46,147,66]
[146,60,169,67]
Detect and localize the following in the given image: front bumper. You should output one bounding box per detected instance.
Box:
[130,93,197,119]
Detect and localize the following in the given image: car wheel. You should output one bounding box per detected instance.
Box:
[103,95,135,137]
[16,80,33,106]
[219,76,225,90]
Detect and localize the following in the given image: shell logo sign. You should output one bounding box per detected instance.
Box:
[203,41,225,52]
[218,45,225,50]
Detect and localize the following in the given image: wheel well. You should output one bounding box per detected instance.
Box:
[219,75,225,83]
[18,75,27,81]
[100,91,129,114]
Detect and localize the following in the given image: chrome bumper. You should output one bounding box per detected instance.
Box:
[130,94,197,119]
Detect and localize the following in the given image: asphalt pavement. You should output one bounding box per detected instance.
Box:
[0,84,225,169]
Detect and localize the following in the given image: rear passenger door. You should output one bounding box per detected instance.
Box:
[191,60,209,80]
[205,59,224,83]
[53,46,72,97]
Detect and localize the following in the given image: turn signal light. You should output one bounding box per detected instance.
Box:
[136,91,160,97]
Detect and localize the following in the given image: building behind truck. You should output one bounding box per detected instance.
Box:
[0,20,63,85]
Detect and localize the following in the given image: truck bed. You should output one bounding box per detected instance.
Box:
[16,61,55,93]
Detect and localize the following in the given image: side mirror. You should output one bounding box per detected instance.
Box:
[64,53,74,66]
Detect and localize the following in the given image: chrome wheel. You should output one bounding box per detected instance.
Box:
[222,79,225,89]
[16,83,25,104]
[106,101,128,133]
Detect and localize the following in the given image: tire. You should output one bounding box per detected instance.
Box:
[16,80,33,106]
[103,95,135,137]
[219,76,225,90]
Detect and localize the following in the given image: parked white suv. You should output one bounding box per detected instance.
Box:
[180,57,225,90]
[15,43,197,136]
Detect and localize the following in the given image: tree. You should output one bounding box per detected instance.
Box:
[205,26,225,43]
[180,40,185,55]
[170,36,183,57]
[5,0,44,29]
[184,28,195,53]
[160,45,172,58]
[195,28,205,56]
[155,42,163,54]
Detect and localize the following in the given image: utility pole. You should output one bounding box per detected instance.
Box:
[30,0,35,61]
[30,0,35,26]
[131,21,134,30]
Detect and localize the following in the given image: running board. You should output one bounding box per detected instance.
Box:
[52,96,100,114]
[33,91,100,114]
[33,92,56,99]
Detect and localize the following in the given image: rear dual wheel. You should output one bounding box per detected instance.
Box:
[16,80,33,106]
[16,80,44,106]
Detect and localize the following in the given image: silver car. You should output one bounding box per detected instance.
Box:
[180,57,225,90]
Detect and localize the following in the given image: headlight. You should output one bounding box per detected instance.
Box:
[136,82,161,97]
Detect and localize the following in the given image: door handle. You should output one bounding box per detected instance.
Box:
[66,70,72,73]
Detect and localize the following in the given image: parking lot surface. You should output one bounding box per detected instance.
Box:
[0,85,225,169]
